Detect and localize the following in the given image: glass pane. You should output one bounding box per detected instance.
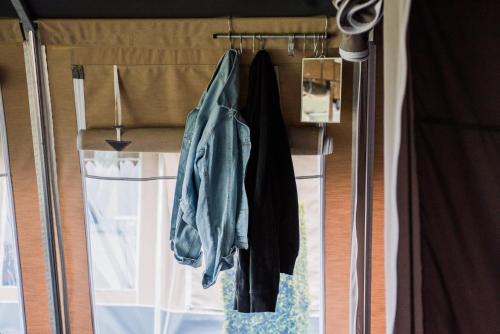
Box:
[0,129,6,176]
[83,151,323,334]
[221,156,322,333]
[0,93,25,333]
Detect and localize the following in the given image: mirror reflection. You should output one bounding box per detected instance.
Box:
[301,57,342,123]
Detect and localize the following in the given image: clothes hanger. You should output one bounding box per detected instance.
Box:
[321,17,328,58]
[303,33,307,57]
[252,34,256,55]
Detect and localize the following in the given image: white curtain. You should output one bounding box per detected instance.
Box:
[383,1,412,333]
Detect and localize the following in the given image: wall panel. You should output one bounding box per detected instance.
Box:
[0,20,52,334]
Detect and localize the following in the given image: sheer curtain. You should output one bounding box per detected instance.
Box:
[82,151,324,334]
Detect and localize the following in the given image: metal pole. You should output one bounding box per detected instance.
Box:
[319,124,327,334]
[16,14,69,334]
[213,33,332,39]
[350,41,376,334]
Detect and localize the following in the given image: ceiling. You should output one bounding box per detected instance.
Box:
[1,0,336,20]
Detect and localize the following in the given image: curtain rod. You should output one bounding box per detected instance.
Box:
[212,33,332,39]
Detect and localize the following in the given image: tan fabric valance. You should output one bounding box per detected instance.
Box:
[80,63,306,127]
[77,126,327,155]
[77,127,323,155]
[37,18,343,155]
[78,128,184,153]
[62,20,338,154]
[0,20,23,45]
[38,18,340,49]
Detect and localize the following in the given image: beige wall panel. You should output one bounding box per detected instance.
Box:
[84,64,215,128]
[45,47,93,334]
[324,61,353,334]
[0,43,52,333]
[38,18,341,49]
[81,61,308,129]
[0,20,23,44]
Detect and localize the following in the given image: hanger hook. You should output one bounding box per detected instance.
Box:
[313,33,318,57]
[287,33,295,56]
[321,16,328,57]
[303,33,307,56]
[316,33,320,57]
[239,34,243,55]
[318,33,322,57]
[321,34,325,57]
[228,16,234,49]
[259,34,265,50]
[252,34,256,55]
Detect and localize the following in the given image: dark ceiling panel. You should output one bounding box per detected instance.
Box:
[2,0,335,19]
[0,0,17,18]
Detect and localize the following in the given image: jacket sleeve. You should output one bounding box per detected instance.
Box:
[195,117,249,288]
[171,148,203,268]
[274,117,300,275]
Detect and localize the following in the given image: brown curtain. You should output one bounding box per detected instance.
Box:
[394,63,423,334]
[399,1,500,333]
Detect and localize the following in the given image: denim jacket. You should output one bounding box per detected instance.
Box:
[171,50,251,288]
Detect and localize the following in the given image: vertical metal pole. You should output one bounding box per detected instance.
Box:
[363,42,377,334]
[23,29,68,334]
[319,124,327,334]
[349,42,376,334]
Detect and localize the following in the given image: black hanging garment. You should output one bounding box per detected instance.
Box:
[234,50,299,313]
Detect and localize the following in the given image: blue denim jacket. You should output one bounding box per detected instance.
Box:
[171,50,251,288]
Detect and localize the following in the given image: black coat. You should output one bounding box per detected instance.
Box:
[234,50,299,313]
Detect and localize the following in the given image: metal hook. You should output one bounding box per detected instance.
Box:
[239,34,243,55]
[228,17,234,49]
[321,34,325,57]
[303,33,306,56]
[316,33,321,58]
[321,17,328,57]
[259,34,264,50]
[252,34,256,55]
[287,34,295,57]
[313,33,319,57]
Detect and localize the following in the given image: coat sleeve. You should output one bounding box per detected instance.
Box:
[171,144,203,268]
[275,116,300,275]
[195,116,249,288]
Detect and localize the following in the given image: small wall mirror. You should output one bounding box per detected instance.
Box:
[301,57,342,123]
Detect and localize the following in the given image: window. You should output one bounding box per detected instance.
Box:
[0,88,26,333]
[81,151,324,334]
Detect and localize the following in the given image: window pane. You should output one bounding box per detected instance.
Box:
[86,177,139,290]
[221,156,322,334]
[0,96,25,333]
[0,128,6,176]
[83,151,323,334]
